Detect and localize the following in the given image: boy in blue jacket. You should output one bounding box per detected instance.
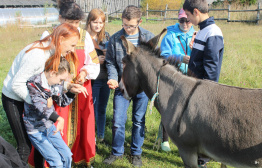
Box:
[23,58,87,168]
[183,0,224,82]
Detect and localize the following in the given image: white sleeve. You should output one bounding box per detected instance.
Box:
[80,31,100,80]
[40,31,50,40]
[12,49,47,104]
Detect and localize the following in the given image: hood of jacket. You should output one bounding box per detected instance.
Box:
[167,23,195,38]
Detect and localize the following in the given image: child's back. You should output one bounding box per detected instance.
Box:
[183,0,224,82]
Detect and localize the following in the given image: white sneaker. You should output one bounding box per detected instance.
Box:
[161,141,171,152]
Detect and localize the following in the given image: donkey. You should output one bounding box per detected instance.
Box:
[119,29,262,168]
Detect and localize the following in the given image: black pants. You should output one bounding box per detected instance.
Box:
[2,94,44,167]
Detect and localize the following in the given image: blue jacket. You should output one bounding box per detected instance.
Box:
[23,73,75,133]
[160,23,195,74]
[106,27,154,82]
[189,17,224,82]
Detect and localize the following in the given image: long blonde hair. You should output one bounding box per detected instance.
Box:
[85,8,106,44]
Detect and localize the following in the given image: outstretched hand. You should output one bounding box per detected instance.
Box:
[107,79,118,89]
[69,83,88,98]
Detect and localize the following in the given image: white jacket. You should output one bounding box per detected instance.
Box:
[2,41,54,104]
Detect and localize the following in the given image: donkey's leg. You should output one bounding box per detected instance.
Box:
[179,148,198,168]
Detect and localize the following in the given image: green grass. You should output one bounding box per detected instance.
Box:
[0,20,261,167]
[0,25,47,146]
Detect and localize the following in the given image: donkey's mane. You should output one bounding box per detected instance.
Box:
[139,40,182,73]
[138,40,261,91]
[139,41,161,57]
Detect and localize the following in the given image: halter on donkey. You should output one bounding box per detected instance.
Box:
[119,29,262,168]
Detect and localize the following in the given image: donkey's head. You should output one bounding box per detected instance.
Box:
[119,28,167,99]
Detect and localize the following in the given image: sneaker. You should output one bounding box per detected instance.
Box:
[161,141,171,152]
[132,155,142,167]
[103,154,123,165]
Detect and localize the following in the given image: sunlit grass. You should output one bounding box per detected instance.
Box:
[0,18,261,167]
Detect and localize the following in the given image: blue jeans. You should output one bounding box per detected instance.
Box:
[28,125,72,168]
[92,79,110,139]
[112,88,148,156]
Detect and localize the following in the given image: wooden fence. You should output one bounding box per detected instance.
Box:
[75,0,140,16]
[146,3,261,24]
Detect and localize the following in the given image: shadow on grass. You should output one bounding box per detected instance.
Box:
[142,141,183,166]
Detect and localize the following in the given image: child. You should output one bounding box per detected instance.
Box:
[183,0,224,167]
[104,5,154,167]
[23,57,87,168]
[183,0,224,82]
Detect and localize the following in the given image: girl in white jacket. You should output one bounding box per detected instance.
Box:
[2,23,84,164]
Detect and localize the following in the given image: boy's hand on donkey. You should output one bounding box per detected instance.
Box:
[54,117,64,136]
[107,79,118,89]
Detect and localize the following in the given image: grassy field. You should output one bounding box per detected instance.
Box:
[0,19,261,168]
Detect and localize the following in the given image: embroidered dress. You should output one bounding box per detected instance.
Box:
[70,28,96,167]
[28,27,98,168]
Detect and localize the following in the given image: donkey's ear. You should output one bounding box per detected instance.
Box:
[120,35,136,55]
[147,28,167,50]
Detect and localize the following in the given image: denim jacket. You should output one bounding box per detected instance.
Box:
[23,73,75,133]
[106,27,154,82]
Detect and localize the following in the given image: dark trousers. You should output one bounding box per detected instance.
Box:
[2,93,44,167]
